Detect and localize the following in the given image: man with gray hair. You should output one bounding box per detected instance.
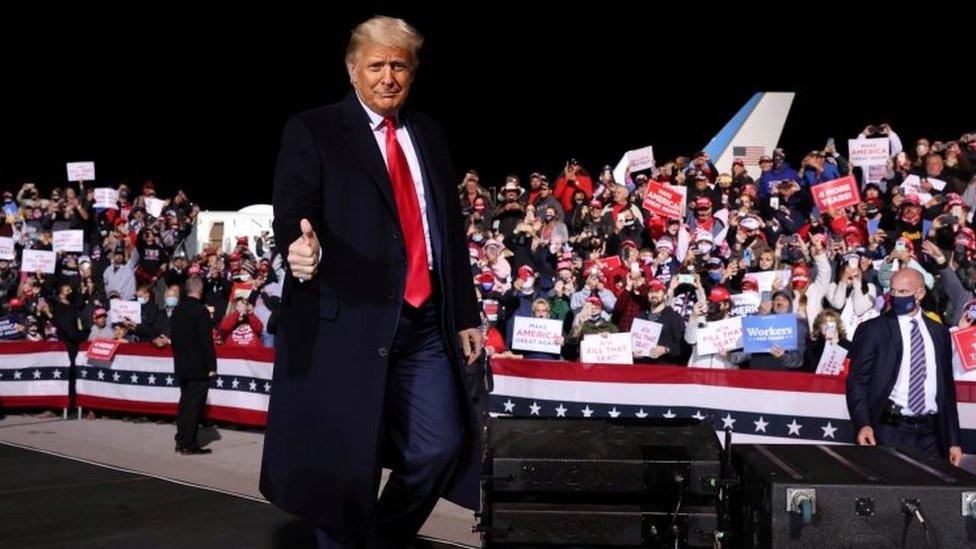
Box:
[260,16,487,549]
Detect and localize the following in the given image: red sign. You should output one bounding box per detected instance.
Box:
[811,175,861,212]
[952,326,976,371]
[642,181,687,219]
[583,256,622,280]
[86,339,121,363]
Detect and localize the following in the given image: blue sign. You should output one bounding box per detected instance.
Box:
[742,314,798,354]
[0,316,22,340]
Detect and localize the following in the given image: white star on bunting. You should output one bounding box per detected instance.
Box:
[148,375,156,385]
[166,376,174,385]
[33,370,42,379]
[249,380,258,391]
[53,370,63,379]
[130,373,139,384]
[662,409,677,418]
[112,372,121,382]
[753,417,769,433]
[721,413,737,430]
[529,402,541,415]
[264,382,271,392]
[216,378,224,388]
[14,371,22,379]
[635,408,649,418]
[787,419,803,436]
[692,410,707,420]
[821,422,837,439]
[231,378,240,389]
[97,370,105,380]
[581,405,594,417]
[608,407,621,418]
[554,404,567,417]
[503,399,515,413]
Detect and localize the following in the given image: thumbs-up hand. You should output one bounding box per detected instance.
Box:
[288,218,320,282]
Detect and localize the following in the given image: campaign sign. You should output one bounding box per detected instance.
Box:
[581,332,634,364]
[630,318,663,357]
[811,176,861,211]
[696,317,743,355]
[512,316,563,354]
[742,314,798,354]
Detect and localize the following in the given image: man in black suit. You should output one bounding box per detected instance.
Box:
[170,276,217,455]
[259,16,486,549]
[847,268,962,466]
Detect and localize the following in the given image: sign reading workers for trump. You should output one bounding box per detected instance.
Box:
[811,175,861,212]
[581,332,634,365]
[696,317,743,356]
[512,316,564,354]
[742,314,798,354]
[642,181,687,219]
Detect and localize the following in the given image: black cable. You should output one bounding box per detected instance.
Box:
[668,473,685,549]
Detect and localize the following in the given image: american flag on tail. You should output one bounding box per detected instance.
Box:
[733,146,765,165]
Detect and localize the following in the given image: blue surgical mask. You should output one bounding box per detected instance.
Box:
[165,296,179,308]
[137,296,148,305]
[472,233,484,243]
[709,270,722,282]
[480,283,494,292]
[890,294,917,316]
[542,213,554,222]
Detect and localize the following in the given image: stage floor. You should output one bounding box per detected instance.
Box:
[0,443,467,549]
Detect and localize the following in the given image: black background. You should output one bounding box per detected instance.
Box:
[2,6,969,210]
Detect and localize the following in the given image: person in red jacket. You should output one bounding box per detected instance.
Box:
[554,159,594,213]
[220,296,264,347]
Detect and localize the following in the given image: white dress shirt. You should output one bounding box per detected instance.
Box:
[357,96,434,270]
[889,310,938,415]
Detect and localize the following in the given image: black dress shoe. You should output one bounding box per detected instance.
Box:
[178,446,213,455]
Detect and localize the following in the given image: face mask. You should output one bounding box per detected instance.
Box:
[542,213,554,222]
[522,277,535,291]
[641,256,654,265]
[165,296,179,308]
[697,243,713,255]
[137,296,148,305]
[706,302,725,321]
[480,282,494,292]
[890,294,917,316]
[709,270,722,282]
[472,234,484,243]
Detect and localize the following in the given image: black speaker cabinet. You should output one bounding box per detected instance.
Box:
[487,417,723,500]
[732,444,976,548]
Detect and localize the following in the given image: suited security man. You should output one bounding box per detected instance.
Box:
[170,276,217,454]
[259,16,487,549]
[847,268,962,466]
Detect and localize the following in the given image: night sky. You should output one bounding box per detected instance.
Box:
[2,7,969,211]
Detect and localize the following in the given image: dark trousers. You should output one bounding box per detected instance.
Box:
[317,293,463,549]
[175,378,210,449]
[875,420,941,458]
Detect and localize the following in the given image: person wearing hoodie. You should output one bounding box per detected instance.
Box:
[757,148,802,199]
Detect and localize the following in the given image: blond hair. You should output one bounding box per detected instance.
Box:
[346,16,423,68]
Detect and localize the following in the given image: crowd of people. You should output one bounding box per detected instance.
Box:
[0,181,282,351]
[465,125,976,375]
[2,124,975,377]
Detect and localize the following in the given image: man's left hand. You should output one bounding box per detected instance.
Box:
[950,446,963,467]
[458,328,484,366]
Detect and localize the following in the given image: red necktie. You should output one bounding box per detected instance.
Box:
[383,117,431,307]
